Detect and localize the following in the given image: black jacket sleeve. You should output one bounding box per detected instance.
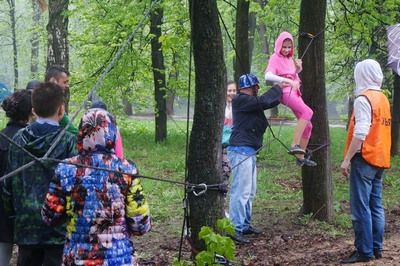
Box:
[258,85,282,109]
[234,85,282,112]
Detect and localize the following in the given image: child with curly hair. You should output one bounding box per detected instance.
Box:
[0,90,33,266]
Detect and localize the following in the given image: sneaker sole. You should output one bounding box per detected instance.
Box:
[288,150,306,155]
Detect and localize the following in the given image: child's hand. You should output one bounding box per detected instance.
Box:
[291,80,301,91]
[280,80,291,87]
[281,79,300,91]
[295,59,303,73]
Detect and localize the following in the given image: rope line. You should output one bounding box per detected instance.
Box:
[0,149,227,193]
[179,0,194,259]
[217,8,245,74]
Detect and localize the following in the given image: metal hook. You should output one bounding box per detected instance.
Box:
[192,183,207,196]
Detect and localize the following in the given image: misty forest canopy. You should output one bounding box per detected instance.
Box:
[0,0,399,117]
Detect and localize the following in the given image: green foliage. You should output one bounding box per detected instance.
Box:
[326,0,400,99]
[68,0,192,116]
[171,219,236,266]
[195,218,236,266]
[0,0,47,88]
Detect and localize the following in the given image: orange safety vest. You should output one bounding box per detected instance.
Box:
[344,89,391,169]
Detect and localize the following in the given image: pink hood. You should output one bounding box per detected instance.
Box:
[266,31,299,82]
[273,31,294,57]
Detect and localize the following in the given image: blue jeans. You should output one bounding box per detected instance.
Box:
[228,150,257,233]
[350,154,385,258]
[0,242,12,266]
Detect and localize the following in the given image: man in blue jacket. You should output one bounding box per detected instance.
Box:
[228,74,282,244]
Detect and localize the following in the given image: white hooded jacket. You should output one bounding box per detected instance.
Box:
[353,59,383,140]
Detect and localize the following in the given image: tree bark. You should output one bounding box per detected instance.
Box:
[391,73,400,155]
[248,11,256,67]
[346,95,354,130]
[122,98,133,116]
[255,0,277,117]
[257,23,270,55]
[47,0,69,69]
[234,0,250,82]
[7,0,18,90]
[47,0,69,111]
[166,90,175,116]
[298,0,333,221]
[166,52,179,116]
[188,0,226,251]
[150,1,167,143]
[30,0,41,78]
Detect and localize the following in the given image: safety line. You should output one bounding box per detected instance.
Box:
[179,0,194,259]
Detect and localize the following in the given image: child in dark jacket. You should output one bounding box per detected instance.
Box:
[4,82,76,266]
[0,90,33,266]
[42,108,151,266]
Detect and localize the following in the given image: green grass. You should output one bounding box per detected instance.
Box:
[118,120,400,236]
[2,113,400,236]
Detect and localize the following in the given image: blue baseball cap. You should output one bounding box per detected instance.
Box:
[239,74,259,90]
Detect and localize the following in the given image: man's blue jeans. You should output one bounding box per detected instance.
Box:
[350,154,385,258]
[228,150,257,233]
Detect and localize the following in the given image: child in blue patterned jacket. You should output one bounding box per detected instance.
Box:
[42,108,151,266]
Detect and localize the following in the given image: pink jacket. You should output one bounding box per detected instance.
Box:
[266,32,300,93]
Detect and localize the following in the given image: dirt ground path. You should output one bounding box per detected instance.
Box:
[131,223,400,265]
[9,209,400,265]
[133,208,400,265]
[234,226,400,265]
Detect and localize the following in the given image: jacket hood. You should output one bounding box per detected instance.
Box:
[77,108,117,154]
[354,59,383,95]
[274,31,294,57]
[19,125,62,157]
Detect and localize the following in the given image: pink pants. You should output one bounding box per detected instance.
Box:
[281,89,313,140]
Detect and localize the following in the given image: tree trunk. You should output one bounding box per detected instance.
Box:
[166,90,175,116]
[122,98,133,116]
[188,0,226,251]
[255,0,277,117]
[248,11,256,67]
[255,0,270,55]
[166,52,179,116]
[7,0,18,90]
[346,95,354,130]
[30,0,41,78]
[47,0,69,110]
[298,0,333,221]
[234,0,250,82]
[150,1,167,143]
[257,23,270,55]
[391,73,400,155]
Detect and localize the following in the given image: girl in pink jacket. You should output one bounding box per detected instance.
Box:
[265,31,316,167]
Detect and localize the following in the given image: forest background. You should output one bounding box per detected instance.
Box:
[1,0,400,265]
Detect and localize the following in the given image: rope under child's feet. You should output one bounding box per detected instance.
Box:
[296,157,317,167]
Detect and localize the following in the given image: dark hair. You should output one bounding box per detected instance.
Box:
[227,80,236,86]
[1,90,32,122]
[44,65,69,82]
[26,80,41,91]
[32,82,64,118]
[91,100,107,110]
